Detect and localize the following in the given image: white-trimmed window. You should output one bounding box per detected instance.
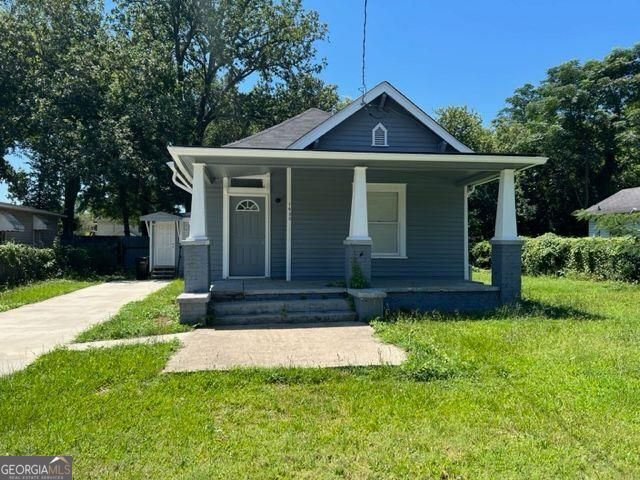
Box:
[367,183,406,257]
[371,123,388,147]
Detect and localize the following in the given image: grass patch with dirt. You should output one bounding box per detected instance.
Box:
[74,279,190,342]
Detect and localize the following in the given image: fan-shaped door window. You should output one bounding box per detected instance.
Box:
[235,199,260,212]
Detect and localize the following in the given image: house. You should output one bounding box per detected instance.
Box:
[91,219,141,237]
[584,187,640,237]
[167,81,547,324]
[0,202,63,247]
[140,212,190,278]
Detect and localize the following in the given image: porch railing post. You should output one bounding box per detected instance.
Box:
[491,169,523,303]
[344,166,372,286]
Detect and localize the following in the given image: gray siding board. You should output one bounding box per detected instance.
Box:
[206,179,223,280]
[291,169,351,279]
[270,169,286,279]
[291,169,465,280]
[314,98,449,153]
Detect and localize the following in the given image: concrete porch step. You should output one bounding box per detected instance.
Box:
[214,310,358,326]
[213,298,352,316]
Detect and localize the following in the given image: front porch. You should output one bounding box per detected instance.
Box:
[201,277,501,326]
[168,147,545,324]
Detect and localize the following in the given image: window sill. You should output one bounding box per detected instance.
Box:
[372,255,408,260]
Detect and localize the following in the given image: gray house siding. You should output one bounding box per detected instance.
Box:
[313,98,456,153]
[2,210,58,247]
[291,169,351,279]
[206,178,223,280]
[270,168,287,279]
[290,168,465,280]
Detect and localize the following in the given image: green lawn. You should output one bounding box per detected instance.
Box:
[0,279,96,312]
[1,273,640,478]
[74,279,191,342]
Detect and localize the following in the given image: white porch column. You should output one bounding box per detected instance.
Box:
[347,166,371,241]
[493,169,518,241]
[187,163,208,241]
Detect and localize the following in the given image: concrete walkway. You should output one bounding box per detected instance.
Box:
[164,322,406,372]
[0,280,168,375]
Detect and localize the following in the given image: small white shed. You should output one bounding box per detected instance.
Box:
[140,212,190,277]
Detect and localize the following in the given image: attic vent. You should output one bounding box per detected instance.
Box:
[371,123,388,147]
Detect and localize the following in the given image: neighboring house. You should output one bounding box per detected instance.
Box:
[584,187,640,237]
[0,202,63,247]
[167,81,547,324]
[140,212,190,278]
[91,218,141,236]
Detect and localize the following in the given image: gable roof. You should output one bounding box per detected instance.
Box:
[585,187,640,214]
[289,81,473,152]
[225,108,332,149]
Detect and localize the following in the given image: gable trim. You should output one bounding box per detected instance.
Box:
[288,81,473,152]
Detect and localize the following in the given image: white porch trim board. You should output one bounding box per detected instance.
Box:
[463,186,469,280]
[347,166,371,242]
[493,169,518,241]
[187,163,209,241]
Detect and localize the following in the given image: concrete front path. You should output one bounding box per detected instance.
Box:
[0,280,168,375]
[164,322,406,372]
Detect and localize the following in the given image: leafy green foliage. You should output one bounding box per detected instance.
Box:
[0,243,57,287]
[75,280,189,342]
[348,257,369,289]
[472,234,640,282]
[574,210,640,237]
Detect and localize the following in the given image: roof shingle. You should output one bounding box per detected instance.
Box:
[224,108,331,149]
[585,187,640,214]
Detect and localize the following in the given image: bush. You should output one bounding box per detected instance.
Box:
[470,241,491,269]
[0,243,57,288]
[471,233,640,282]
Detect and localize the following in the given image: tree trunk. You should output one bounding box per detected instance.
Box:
[61,176,80,242]
[119,183,130,237]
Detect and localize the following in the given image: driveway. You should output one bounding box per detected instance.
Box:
[0,280,168,375]
[164,322,406,372]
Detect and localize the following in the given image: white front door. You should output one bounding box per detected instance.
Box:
[154,222,175,267]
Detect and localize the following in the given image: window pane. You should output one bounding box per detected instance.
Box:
[369,223,398,254]
[368,191,398,222]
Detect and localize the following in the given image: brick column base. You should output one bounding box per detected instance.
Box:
[344,239,372,287]
[491,239,524,304]
[182,239,210,293]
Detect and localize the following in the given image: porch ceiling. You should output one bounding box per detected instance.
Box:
[168,146,547,187]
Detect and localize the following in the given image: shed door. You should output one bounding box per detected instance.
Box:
[230,197,265,276]
[154,222,175,267]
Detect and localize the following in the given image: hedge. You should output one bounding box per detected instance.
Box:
[0,242,118,288]
[471,233,640,282]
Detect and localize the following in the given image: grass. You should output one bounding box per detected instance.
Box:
[1,273,640,478]
[74,279,191,342]
[0,279,96,312]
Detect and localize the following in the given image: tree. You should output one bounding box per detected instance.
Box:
[2,0,108,238]
[435,106,498,242]
[495,45,640,236]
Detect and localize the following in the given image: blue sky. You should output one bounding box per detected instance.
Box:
[2,0,639,201]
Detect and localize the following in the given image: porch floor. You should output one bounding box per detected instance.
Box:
[211,278,499,296]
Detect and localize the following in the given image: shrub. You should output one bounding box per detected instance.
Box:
[471,233,640,282]
[0,243,57,288]
[470,241,491,269]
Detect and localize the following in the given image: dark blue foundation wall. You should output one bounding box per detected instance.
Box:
[384,290,501,313]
